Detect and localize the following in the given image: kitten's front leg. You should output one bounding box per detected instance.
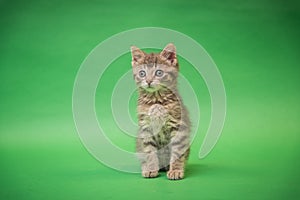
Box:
[136,129,159,178]
[167,127,190,180]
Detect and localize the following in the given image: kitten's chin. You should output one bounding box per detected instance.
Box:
[144,87,159,93]
[141,85,161,93]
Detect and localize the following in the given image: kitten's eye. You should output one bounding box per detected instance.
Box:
[139,70,146,77]
[155,70,164,77]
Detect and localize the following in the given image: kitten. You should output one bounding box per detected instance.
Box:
[131,43,191,180]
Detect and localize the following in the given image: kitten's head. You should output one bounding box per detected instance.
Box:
[131,43,179,92]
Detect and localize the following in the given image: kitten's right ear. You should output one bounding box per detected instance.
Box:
[131,46,145,66]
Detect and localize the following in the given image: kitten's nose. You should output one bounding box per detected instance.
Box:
[146,80,152,86]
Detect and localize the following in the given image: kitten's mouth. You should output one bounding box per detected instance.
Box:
[141,84,161,92]
[145,86,157,92]
[142,84,167,93]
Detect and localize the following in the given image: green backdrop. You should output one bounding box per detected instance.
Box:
[1,0,299,199]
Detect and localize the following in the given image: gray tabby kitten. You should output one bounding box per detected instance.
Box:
[131,43,190,180]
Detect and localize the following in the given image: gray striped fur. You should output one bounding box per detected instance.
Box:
[131,44,190,180]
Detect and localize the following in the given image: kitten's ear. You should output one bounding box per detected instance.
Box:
[160,43,177,67]
[131,46,145,66]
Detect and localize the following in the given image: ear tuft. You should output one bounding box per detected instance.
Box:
[160,43,177,67]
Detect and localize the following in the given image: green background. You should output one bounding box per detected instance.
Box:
[1,0,300,199]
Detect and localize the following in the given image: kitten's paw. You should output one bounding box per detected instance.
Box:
[142,170,159,178]
[167,170,184,180]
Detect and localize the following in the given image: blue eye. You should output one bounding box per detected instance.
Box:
[155,70,164,77]
[139,70,146,77]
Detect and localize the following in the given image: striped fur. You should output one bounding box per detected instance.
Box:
[131,44,190,180]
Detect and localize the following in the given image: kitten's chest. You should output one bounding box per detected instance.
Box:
[137,91,183,145]
[138,98,181,121]
[154,128,171,147]
[146,104,173,146]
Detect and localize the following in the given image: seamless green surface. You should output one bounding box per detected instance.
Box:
[1,0,300,199]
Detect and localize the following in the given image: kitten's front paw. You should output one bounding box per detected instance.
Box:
[167,170,184,180]
[142,170,159,178]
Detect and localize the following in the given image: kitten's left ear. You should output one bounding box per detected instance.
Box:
[160,43,178,67]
